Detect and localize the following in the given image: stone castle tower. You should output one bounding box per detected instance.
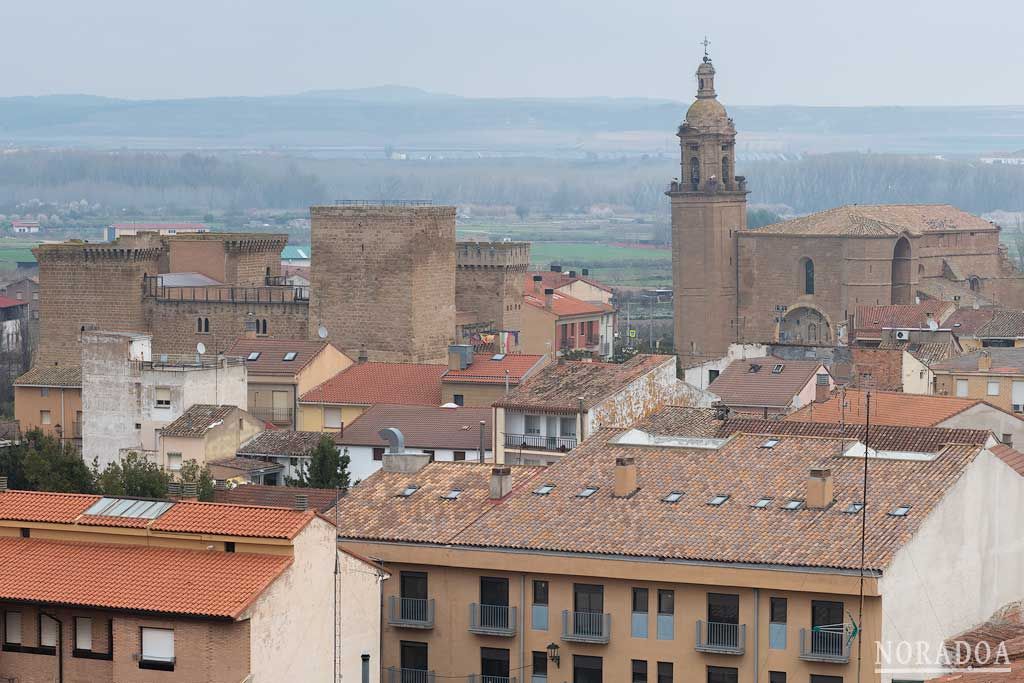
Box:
[667,53,748,362]
[455,241,530,336]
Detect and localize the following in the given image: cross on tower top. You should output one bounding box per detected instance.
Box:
[701,36,711,62]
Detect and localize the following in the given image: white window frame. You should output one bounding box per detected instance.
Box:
[4,611,21,645]
[155,387,171,409]
[524,415,541,435]
[40,614,57,649]
[323,407,342,430]
[167,452,183,472]
[40,410,51,425]
[141,627,175,664]
[987,381,1000,396]
[955,378,969,398]
[75,616,92,651]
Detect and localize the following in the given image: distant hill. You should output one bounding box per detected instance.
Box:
[1,87,1023,156]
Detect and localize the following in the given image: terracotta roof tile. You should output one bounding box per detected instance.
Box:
[15,365,82,388]
[0,537,290,619]
[0,296,27,309]
[989,444,1024,476]
[632,406,725,438]
[300,362,446,406]
[213,484,342,513]
[160,405,237,438]
[336,430,988,571]
[523,289,614,317]
[339,404,492,451]
[0,490,314,539]
[787,389,995,427]
[708,357,826,409]
[976,310,1024,339]
[718,418,989,451]
[442,353,547,385]
[237,431,327,457]
[854,301,956,336]
[945,306,1000,336]
[933,348,1024,374]
[208,457,284,474]
[226,338,343,376]
[494,355,674,412]
[525,271,613,294]
[752,204,995,237]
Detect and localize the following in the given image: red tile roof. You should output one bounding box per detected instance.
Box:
[0,537,290,619]
[213,484,342,513]
[0,490,314,539]
[787,389,999,427]
[299,362,446,406]
[523,289,613,318]
[0,295,27,309]
[526,271,613,294]
[753,204,995,237]
[990,444,1024,476]
[227,338,344,376]
[442,353,546,385]
[718,419,990,452]
[945,306,1000,337]
[708,357,826,409]
[339,404,492,451]
[854,301,956,336]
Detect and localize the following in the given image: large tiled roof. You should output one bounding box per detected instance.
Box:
[718,418,990,452]
[208,457,284,475]
[854,301,956,336]
[975,309,1024,339]
[932,348,1024,374]
[631,406,725,438]
[751,204,995,237]
[917,278,996,308]
[493,355,673,412]
[0,537,291,619]
[336,429,988,572]
[226,338,342,376]
[237,430,327,457]
[903,341,956,367]
[160,405,237,438]
[213,484,342,513]
[0,490,314,539]
[339,404,492,450]
[523,289,614,317]
[300,362,446,406]
[944,306,1000,337]
[787,389,996,428]
[526,271,613,294]
[442,353,546,385]
[934,603,1024,682]
[707,357,824,409]
[15,365,82,388]
[989,444,1024,476]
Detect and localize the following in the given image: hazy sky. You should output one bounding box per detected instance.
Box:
[5,0,1022,105]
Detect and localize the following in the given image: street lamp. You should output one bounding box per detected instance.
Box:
[546,642,560,668]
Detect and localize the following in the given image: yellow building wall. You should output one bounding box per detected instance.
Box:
[298,403,368,432]
[297,345,354,395]
[935,372,1024,412]
[14,385,82,437]
[442,382,514,407]
[159,409,265,469]
[519,305,556,356]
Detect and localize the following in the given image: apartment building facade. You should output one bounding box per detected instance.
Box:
[336,422,1024,683]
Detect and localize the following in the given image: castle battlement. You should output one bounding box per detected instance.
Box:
[456,241,531,270]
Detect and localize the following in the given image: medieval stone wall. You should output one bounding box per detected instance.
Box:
[455,241,529,334]
[146,298,309,355]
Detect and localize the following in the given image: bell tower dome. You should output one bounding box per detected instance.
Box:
[667,46,749,361]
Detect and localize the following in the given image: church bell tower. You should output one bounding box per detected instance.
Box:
[667,46,748,362]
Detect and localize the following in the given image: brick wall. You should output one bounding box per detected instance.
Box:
[309,205,456,363]
[147,299,309,355]
[34,241,163,365]
[850,347,904,391]
[455,241,529,335]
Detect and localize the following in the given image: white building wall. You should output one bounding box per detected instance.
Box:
[140,363,247,452]
[245,517,338,683]
[791,367,832,411]
[939,403,1024,449]
[682,343,770,391]
[902,351,934,394]
[588,356,683,432]
[341,444,491,481]
[879,449,1024,681]
[337,549,387,683]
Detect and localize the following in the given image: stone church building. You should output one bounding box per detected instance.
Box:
[671,55,1024,363]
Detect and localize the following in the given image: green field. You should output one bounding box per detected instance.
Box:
[0,241,38,269]
[527,242,670,289]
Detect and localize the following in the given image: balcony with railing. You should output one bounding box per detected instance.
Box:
[469,603,517,637]
[468,676,517,683]
[799,628,850,663]
[504,433,577,453]
[386,668,435,683]
[248,406,294,426]
[695,621,746,655]
[386,596,434,629]
[561,610,611,644]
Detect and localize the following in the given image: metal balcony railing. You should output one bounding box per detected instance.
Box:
[799,628,851,663]
[386,668,435,683]
[386,596,434,629]
[247,407,294,425]
[695,620,746,655]
[561,610,611,644]
[468,676,516,683]
[469,604,517,636]
[504,433,577,452]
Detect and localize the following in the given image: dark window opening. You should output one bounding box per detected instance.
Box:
[373,447,385,461]
[632,660,648,683]
[533,580,548,605]
[632,587,649,613]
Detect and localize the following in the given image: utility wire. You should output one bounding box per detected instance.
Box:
[856,390,871,683]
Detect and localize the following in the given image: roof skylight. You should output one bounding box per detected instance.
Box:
[889,505,911,517]
[844,502,865,514]
[282,351,297,361]
[782,499,804,511]
[533,484,555,496]
[772,363,785,374]
[751,497,772,509]
[662,491,684,503]
[84,497,173,520]
[577,486,599,498]
[708,494,729,506]
[440,489,463,500]
[397,485,420,498]
[246,352,261,361]
[760,439,780,449]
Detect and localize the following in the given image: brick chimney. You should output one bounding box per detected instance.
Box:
[814,373,831,403]
[293,494,309,511]
[806,468,834,509]
[532,274,543,294]
[544,288,554,310]
[979,351,992,372]
[181,481,199,501]
[613,456,638,498]
[489,466,513,500]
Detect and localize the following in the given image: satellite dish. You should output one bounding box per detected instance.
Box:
[928,319,939,331]
[317,325,329,339]
[196,342,206,355]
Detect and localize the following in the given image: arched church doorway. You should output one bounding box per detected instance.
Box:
[891,237,913,304]
[778,306,833,345]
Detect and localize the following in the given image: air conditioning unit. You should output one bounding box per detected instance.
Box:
[895,330,910,341]
[1014,404,1023,414]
